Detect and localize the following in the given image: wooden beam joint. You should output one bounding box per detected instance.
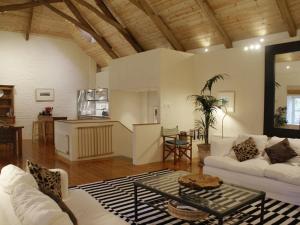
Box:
[128,0,184,51]
[195,0,232,48]
[276,0,297,37]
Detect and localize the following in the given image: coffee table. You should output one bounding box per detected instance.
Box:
[134,171,265,225]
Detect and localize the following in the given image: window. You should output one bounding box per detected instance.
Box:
[287,95,300,125]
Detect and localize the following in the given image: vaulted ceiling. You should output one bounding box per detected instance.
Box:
[0,0,299,67]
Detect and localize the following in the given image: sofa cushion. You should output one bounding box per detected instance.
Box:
[27,161,62,199]
[265,138,297,164]
[288,138,300,155]
[11,183,73,225]
[204,156,269,177]
[0,164,38,194]
[65,189,129,225]
[42,189,77,225]
[264,163,300,186]
[232,137,259,162]
[210,138,235,156]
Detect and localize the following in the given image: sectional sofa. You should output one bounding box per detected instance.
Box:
[204,134,300,206]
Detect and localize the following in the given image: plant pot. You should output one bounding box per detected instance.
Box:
[197,144,211,166]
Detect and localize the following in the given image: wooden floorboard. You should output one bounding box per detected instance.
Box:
[0,140,202,186]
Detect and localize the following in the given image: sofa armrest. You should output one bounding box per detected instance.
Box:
[49,169,69,199]
[210,138,235,156]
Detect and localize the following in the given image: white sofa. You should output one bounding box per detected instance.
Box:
[0,165,129,225]
[204,135,300,206]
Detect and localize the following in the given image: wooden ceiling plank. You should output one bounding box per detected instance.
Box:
[37,0,118,58]
[129,0,185,51]
[25,6,34,41]
[102,0,126,28]
[276,0,297,37]
[75,0,143,52]
[195,0,232,49]
[63,0,118,59]
[0,0,62,12]
[100,0,144,52]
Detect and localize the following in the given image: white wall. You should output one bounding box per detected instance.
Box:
[160,49,195,131]
[110,90,143,130]
[0,31,94,139]
[109,49,160,91]
[96,67,109,89]
[193,48,265,138]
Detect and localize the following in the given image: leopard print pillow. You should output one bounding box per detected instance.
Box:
[232,137,259,162]
[26,161,62,199]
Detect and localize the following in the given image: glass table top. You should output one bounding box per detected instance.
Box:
[135,171,265,215]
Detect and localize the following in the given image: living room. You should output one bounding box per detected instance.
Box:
[0,0,300,225]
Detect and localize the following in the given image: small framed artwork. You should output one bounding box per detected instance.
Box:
[217,91,235,112]
[35,88,54,102]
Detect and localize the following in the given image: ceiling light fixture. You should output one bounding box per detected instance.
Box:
[286,65,291,70]
[204,48,209,52]
[260,38,265,43]
[255,44,261,49]
[244,46,249,51]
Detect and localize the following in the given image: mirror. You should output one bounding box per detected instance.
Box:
[0,90,4,98]
[274,51,300,130]
[264,40,300,138]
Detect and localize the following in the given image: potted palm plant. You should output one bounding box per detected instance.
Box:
[189,74,227,164]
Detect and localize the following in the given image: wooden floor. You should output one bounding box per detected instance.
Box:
[0,140,202,186]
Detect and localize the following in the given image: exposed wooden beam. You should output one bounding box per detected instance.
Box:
[98,0,144,52]
[102,0,126,28]
[128,0,185,51]
[195,0,232,48]
[276,0,297,37]
[63,0,118,58]
[94,0,115,21]
[25,6,34,41]
[0,0,62,12]
[75,0,143,52]
[37,0,118,58]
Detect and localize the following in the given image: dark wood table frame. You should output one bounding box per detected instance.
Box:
[0,126,24,157]
[134,180,266,225]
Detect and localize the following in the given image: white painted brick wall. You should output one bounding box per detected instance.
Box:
[0,31,95,139]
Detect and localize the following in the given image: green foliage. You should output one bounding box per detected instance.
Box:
[201,74,228,95]
[274,106,287,128]
[188,74,228,144]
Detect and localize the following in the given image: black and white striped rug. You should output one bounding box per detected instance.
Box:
[72,169,300,225]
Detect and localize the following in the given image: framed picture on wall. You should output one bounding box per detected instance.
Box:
[217,91,235,112]
[35,88,54,102]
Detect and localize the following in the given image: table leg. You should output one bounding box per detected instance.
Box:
[134,184,138,222]
[17,128,22,157]
[218,217,223,225]
[260,195,265,225]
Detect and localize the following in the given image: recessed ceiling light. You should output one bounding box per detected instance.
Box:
[204,48,209,52]
[260,38,265,43]
[244,46,249,51]
[286,65,291,70]
[250,45,254,50]
[255,44,261,49]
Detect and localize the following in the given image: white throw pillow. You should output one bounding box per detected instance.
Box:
[266,136,285,147]
[0,164,38,194]
[210,138,236,156]
[288,138,300,155]
[11,183,73,225]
